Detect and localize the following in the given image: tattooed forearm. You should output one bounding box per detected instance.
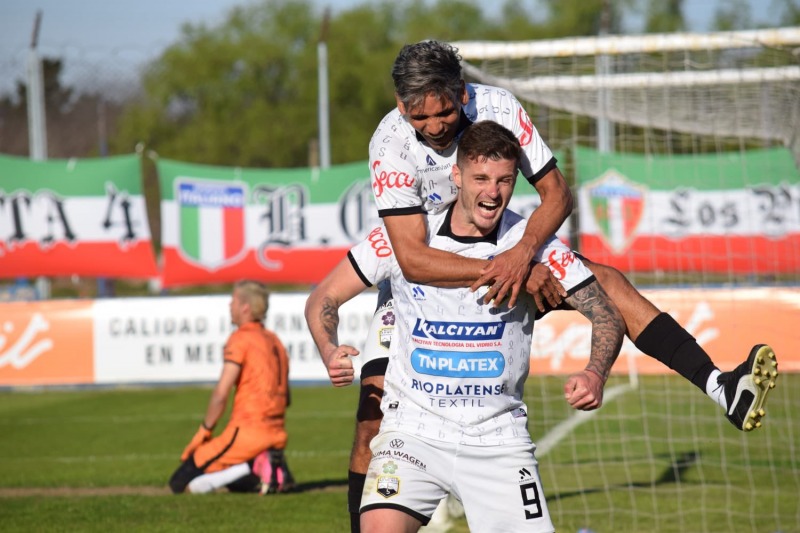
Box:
[564,281,625,382]
[320,296,340,345]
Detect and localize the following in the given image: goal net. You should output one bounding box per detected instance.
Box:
[446,28,800,533]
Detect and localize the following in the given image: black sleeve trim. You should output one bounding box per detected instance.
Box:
[347,251,373,288]
[524,156,558,186]
[360,503,430,526]
[533,274,596,321]
[565,274,596,298]
[377,205,426,218]
[360,357,388,379]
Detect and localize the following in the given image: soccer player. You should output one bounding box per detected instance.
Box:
[306,121,626,531]
[346,39,778,531]
[169,281,295,494]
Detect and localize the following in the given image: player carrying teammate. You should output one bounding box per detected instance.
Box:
[307,121,626,531]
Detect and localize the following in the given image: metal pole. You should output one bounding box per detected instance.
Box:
[26,10,51,300]
[596,0,614,154]
[317,8,331,169]
[27,10,47,161]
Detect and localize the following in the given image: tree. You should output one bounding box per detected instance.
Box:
[644,0,686,33]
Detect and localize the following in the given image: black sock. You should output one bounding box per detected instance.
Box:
[348,470,366,533]
[634,312,717,392]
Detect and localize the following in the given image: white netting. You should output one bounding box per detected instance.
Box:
[453,28,800,165]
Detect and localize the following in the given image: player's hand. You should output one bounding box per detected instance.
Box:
[470,245,532,308]
[181,425,212,461]
[526,262,568,313]
[563,370,605,411]
[322,345,359,387]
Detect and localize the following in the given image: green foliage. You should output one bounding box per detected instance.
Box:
[109,0,621,168]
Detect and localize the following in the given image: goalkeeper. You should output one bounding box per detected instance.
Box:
[168,281,294,495]
[342,39,778,532]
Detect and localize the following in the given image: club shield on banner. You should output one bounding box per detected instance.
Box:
[576,146,800,273]
[176,179,247,270]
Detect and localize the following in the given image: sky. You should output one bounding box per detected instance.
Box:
[0,0,788,95]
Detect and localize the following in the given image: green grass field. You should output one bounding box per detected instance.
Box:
[2,375,798,532]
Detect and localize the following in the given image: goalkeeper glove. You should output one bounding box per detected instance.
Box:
[181,424,213,461]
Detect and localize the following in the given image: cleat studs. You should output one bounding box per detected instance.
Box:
[745,422,753,430]
[755,377,762,385]
[770,371,778,378]
[749,411,757,419]
[758,409,766,416]
[754,368,761,375]
[757,356,764,364]
[769,381,776,389]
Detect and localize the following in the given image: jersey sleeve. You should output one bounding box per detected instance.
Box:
[346,224,395,287]
[223,330,246,366]
[534,236,594,294]
[368,113,425,216]
[505,91,557,185]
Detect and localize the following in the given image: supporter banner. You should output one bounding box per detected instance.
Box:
[0,154,158,278]
[1,288,797,388]
[157,158,558,287]
[158,159,378,286]
[576,147,800,273]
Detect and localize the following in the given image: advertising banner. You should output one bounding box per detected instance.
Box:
[0,154,158,278]
[576,146,800,273]
[1,288,797,388]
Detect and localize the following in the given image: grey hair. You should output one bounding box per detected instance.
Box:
[391,40,464,112]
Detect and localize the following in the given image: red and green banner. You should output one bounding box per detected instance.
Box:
[157,159,378,287]
[157,158,558,287]
[576,146,800,274]
[0,154,158,278]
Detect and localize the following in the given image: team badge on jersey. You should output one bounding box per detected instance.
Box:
[376,475,400,498]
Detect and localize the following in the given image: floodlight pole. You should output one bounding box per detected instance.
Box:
[27,10,47,161]
[27,10,51,300]
[317,8,331,169]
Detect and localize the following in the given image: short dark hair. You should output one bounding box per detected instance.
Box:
[391,40,463,112]
[456,121,522,170]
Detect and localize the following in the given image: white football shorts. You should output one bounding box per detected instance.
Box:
[360,280,394,378]
[360,430,554,532]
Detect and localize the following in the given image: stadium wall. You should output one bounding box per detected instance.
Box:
[0,288,798,388]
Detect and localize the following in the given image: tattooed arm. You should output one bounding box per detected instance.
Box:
[561,279,625,410]
[304,256,371,387]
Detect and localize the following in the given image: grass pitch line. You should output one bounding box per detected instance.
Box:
[536,383,635,458]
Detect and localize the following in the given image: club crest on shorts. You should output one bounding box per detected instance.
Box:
[376,475,400,498]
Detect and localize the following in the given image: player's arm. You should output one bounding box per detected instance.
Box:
[203,361,241,429]
[562,279,625,411]
[180,360,240,460]
[383,213,489,286]
[305,255,370,387]
[474,166,573,307]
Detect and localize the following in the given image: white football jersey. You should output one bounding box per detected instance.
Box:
[369,83,556,216]
[348,207,594,446]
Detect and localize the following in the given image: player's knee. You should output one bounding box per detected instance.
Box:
[168,457,204,494]
[587,262,630,295]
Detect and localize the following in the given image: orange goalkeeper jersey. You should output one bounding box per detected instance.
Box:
[224,321,290,426]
